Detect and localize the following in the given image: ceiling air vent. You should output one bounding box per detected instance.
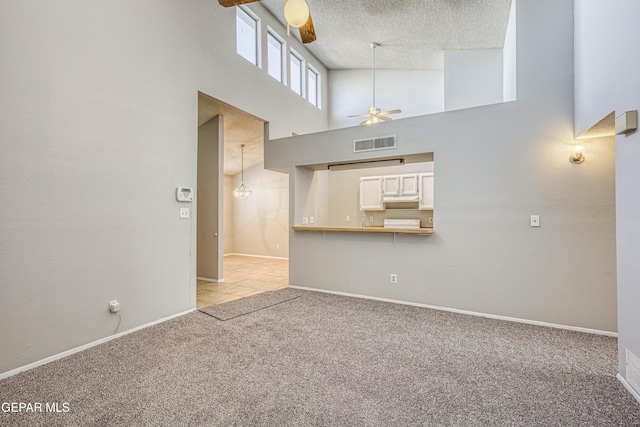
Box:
[353,135,396,153]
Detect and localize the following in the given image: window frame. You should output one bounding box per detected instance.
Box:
[236,5,261,67]
[266,27,286,84]
[307,65,321,108]
[289,48,305,97]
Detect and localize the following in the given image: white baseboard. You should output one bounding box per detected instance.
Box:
[0,308,196,380]
[290,286,618,337]
[224,253,289,261]
[618,373,640,404]
[197,276,224,283]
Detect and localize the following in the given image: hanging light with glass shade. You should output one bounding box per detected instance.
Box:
[233,144,252,200]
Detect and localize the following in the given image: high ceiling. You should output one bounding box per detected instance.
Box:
[260,0,513,70]
[205,0,514,176]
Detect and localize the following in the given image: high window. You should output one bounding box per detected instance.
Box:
[290,49,304,96]
[236,6,260,66]
[267,29,285,83]
[308,66,320,108]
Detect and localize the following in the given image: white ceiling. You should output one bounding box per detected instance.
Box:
[260,0,513,70]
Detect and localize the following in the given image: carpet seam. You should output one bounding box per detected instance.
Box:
[198,295,302,321]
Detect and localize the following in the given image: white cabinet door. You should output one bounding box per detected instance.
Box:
[419,173,434,210]
[360,176,384,211]
[382,175,401,196]
[400,174,419,196]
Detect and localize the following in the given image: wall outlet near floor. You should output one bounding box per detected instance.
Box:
[370,216,374,223]
[108,300,120,313]
[302,217,309,224]
[310,216,315,224]
[346,215,350,222]
[276,243,280,250]
[390,274,398,284]
[429,217,433,224]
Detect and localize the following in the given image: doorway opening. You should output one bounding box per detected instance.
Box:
[196,92,290,309]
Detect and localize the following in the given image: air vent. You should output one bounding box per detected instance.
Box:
[354,135,396,153]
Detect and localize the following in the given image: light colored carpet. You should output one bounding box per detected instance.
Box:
[1,290,639,426]
[199,288,302,320]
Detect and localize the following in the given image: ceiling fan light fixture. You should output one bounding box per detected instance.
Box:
[284,0,310,28]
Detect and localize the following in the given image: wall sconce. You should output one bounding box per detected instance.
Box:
[570,144,585,164]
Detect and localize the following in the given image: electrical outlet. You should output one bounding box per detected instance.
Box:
[346,215,350,222]
[310,216,315,224]
[276,243,280,250]
[179,208,190,219]
[429,217,433,224]
[369,216,374,223]
[303,217,308,224]
[530,215,540,227]
[109,300,120,313]
[390,274,398,284]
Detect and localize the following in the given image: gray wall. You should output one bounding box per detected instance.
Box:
[197,116,223,280]
[444,49,504,111]
[229,163,289,258]
[574,0,640,391]
[0,0,327,374]
[267,0,618,332]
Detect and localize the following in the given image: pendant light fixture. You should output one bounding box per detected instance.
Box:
[233,144,252,200]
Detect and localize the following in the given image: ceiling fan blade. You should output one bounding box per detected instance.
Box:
[378,116,392,121]
[359,118,372,125]
[378,109,402,116]
[348,113,371,118]
[299,14,317,44]
[218,0,260,7]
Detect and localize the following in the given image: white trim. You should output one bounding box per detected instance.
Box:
[224,253,289,261]
[0,308,196,380]
[290,286,618,337]
[618,373,640,404]
[197,276,224,283]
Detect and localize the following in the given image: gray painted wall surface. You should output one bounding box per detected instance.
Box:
[574,0,640,388]
[444,49,504,111]
[267,0,618,332]
[230,163,289,258]
[197,116,223,280]
[0,0,327,374]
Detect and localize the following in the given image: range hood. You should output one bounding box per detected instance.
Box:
[383,194,419,203]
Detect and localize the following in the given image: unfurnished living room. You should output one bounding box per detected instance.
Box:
[1,0,640,426]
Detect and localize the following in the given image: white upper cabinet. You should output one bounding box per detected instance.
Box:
[399,174,419,196]
[382,175,401,196]
[359,176,384,211]
[419,173,434,210]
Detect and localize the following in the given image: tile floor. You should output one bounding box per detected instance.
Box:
[196,255,289,309]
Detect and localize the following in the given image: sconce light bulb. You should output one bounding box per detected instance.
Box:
[570,144,586,164]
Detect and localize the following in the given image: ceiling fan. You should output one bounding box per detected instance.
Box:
[349,42,401,125]
[218,0,317,44]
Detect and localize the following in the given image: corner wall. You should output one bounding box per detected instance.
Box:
[267,0,617,332]
[574,0,640,395]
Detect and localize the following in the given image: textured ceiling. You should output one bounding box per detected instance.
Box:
[261,0,513,70]
[198,94,265,176]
